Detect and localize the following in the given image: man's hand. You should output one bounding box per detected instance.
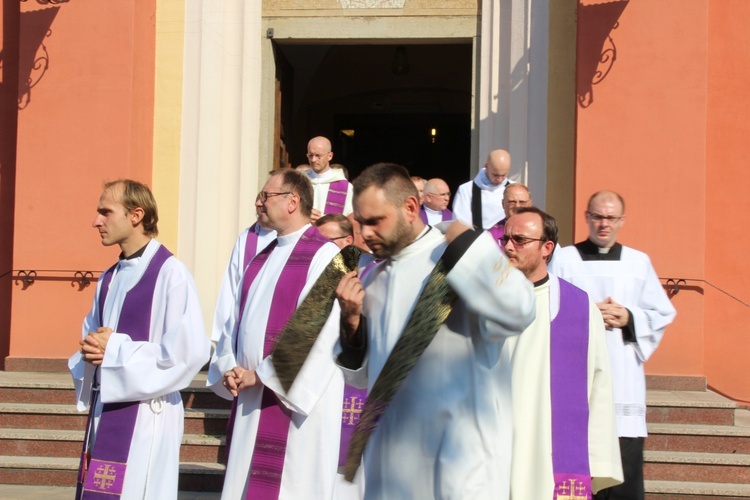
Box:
[79,327,112,365]
[336,271,365,340]
[310,208,323,224]
[596,297,630,329]
[445,221,471,244]
[223,366,260,398]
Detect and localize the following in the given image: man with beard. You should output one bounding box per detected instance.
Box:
[335,163,535,499]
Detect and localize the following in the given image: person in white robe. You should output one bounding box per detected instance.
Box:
[336,163,536,500]
[452,148,515,230]
[502,207,622,499]
[305,136,353,222]
[71,179,210,500]
[549,191,677,500]
[211,218,276,342]
[208,169,345,499]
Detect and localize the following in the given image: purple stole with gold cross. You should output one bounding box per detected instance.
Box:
[229,226,328,499]
[324,179,349,214]
[81,244,173,499]
[551,278,592,500]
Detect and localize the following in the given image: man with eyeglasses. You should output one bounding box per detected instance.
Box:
[315,213,354,249]
[304,136,353,223]
[208,168,347,499]
[420,178,454,225]
[452,148,515,230]
[502,206,622,499]
[550,191,676,500]
[487,183,533,245]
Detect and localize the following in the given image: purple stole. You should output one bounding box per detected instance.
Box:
[324,179,349,214]
[419,206,453,225]
[488,218,506,248]
[551,278,592,500]
[229,226,327,499]
[81,245,173,499]
[242,223,260,270]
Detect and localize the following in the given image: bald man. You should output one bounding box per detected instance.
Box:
[452,149,515,230]
[420,178,454,225]
[487,183,533,246]
[304,136,354,222]
[550,191,677,500]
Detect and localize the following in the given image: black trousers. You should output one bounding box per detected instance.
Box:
[594,437,645,500]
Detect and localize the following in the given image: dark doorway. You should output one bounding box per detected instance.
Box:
[273,42,473,193]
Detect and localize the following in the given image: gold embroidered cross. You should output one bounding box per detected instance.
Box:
[342,395,364,425]
[93,464,117,490]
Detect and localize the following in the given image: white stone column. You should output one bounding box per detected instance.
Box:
[477,0,548,207]
[180,0,263,331]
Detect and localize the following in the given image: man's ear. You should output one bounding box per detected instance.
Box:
[287,193,300,214]
[403,195,420,222]
[130,207,145,228]
[541,240,555,260]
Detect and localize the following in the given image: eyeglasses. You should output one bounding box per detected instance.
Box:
[328,235,349,241]
[586,211,623,223]
[306,153,327,159]
[504,200,531,206]
[500,234,546,247]
[259,191,293,203]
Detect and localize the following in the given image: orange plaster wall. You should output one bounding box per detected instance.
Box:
[703,0,750,401]
[575,1,708,376]
[8,0,156,362]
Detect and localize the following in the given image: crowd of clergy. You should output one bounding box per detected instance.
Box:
[70,136,676,500]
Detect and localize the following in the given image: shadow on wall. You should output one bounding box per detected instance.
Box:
[576,0,630,108]
[16,4,61,109]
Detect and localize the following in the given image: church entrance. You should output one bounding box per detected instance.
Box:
[271,42,473,192]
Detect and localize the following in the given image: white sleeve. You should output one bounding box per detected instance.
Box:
[98,261,211,403]
[451,182,473,226]
[68,283,103,412]
[630,258,677,362]
[211,230,248,342]
[446,231,536,339]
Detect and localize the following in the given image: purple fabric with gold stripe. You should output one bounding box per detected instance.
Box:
[238,226,328,499]
[551,278,592,500]
[324,179,349,214]
[82,245,173,499]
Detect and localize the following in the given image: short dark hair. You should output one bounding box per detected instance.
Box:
[104,179,159,236]
[352,163,418,207]
[513,206,558,262]
[315,212,353,237]
[269,168,314,217]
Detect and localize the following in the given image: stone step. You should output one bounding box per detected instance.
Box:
[0,429,225,463]
[647,422,750,454]
[647,390,738,426]
[0,455,224,491]
[645,479,750,499]
[644,451,750,484]
[0,403,230,435]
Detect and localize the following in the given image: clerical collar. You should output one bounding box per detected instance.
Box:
[533,274,550,288]
[424,206,443,215]
[119,241,150,261]
[574,239,622,261]
[308,168,332,181]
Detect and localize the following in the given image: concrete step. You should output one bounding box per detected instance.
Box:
[645,479,750,498]
[0,428,225,463]
[647,422,750,454]
[645,451,750,484]
[0,455,224,491]
[647,390,738,426]
[0,403,230,435]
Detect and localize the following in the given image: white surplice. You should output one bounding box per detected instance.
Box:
[68,239,211,500]
[549,243,677,437]
[451,168,514,229]
[306,168,354,215]
[339,228,536,500]
[208,224,345,499]
[507,275,623,499]
[211,224,276,342]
